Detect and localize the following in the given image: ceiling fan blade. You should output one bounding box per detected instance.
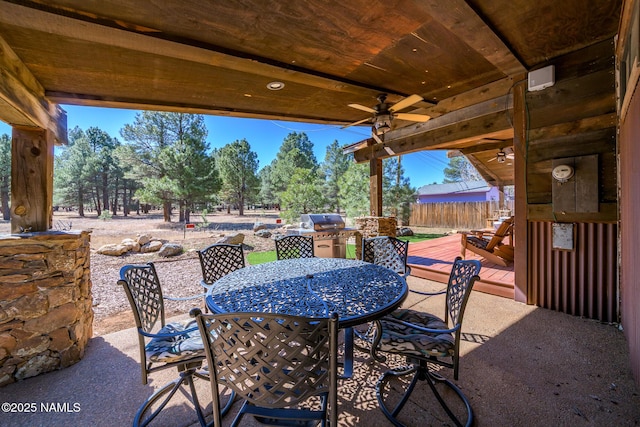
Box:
[389,94,423,112]
[394,113,431,122]
[341,117,371,129]
[348,103,376,113]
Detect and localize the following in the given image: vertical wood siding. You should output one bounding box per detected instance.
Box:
[410,201,514,229]
[528,221,618,323]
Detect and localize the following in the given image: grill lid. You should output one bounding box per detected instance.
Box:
[300,213,345,230]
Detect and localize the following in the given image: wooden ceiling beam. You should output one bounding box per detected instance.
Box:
[353,108,513,162]
[466,154,510,186]
[0,2,401,102]
[0,34,66,144]
[424,0,526,76]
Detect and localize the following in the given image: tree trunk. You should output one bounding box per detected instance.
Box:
[1,178,9,220]
[163,200,171,222]
[112,175,119,215]
[78,187,85,217]
[122,182,129,217]
[102,171,109,216]
[179,200,185,222]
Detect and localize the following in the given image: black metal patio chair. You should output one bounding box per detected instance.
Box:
[192,309,339,427]
[362,235,411,278]
[197,243,245,302]
[371,257,481,427]
[275,234,315,260]
[118,262,234,426]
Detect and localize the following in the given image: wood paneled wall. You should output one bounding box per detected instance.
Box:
[524,39,619,321]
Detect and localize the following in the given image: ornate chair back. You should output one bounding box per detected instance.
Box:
[275,235,315,260]
[198,243,245,286]
[194,311,339,427]
[362,236,411,277]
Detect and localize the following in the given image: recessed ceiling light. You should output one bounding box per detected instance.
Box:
[267,81,285,90]
[243,93,252,97]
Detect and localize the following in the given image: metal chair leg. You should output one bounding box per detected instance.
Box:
[134,365,236,427]
[376,362,473,427]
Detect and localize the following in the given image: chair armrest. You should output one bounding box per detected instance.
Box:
[164,293,205,302]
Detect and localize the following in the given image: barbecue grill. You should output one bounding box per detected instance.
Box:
[288,213,357,258]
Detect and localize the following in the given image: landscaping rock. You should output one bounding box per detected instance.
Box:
[253,222,267,232]
[256,229,272,238]
[158,243,183,257]
[96,244,129,256]
[216,233,245,245]
[140,241,163,253]
[397,227,414,236]
[120,238,140,252]
[136,234,152,245]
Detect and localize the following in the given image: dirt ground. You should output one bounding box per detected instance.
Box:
[2,210,447,337]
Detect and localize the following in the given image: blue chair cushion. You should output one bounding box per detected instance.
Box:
[145,319,204,363]
[378,309,454,358]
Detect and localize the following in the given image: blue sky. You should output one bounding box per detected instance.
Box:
[0,105,448,188]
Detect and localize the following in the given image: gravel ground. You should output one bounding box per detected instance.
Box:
[1,211,449,336]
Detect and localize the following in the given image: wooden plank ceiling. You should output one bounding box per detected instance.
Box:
[0,0,622,186]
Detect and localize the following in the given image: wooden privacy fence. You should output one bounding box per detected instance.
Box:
[409,201,514,229]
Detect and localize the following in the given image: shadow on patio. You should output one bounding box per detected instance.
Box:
[0,277,638,426]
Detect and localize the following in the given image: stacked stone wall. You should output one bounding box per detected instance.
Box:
[0,231,93,386]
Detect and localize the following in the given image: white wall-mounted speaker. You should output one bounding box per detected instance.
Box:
[528,65,555,92]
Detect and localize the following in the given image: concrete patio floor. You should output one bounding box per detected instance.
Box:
[0,276,638,426]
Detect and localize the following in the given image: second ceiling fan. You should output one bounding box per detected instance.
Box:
[343,93,431,138]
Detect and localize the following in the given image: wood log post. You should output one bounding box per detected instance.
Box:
[11,127,54,233]
[512,75,528,303]
[369,158,383,216]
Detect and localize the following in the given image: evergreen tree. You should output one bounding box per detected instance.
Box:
[215,139,259,216]
[383,157,415,225]
[269,132,318,200]
[338,162,370,220]
[54,130,97,216]
[321,140,350,213]
[85,127,119,215]
[443,156,482,183]
[279,168,326,223]
[120,112,214,222]
[0,134,10,220]
[257,165,277,209]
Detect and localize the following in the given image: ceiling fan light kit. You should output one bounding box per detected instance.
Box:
[344,93,430,140]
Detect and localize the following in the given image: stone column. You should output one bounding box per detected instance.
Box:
[354,216,397,260]
[0,231,93,386]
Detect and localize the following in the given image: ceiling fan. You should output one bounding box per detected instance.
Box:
[343,93,431,138]
[487,147,515,163]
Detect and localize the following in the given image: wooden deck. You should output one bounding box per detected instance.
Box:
[408,234,515,298]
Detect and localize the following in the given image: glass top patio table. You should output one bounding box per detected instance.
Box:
[205,257,408,328]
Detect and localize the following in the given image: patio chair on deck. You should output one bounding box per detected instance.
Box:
[371,257,481,427]
[192,309,339,427]
[197,243,245,300]
[275,234,315,260]
[118,263,234,426]
[460,216,514,266]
